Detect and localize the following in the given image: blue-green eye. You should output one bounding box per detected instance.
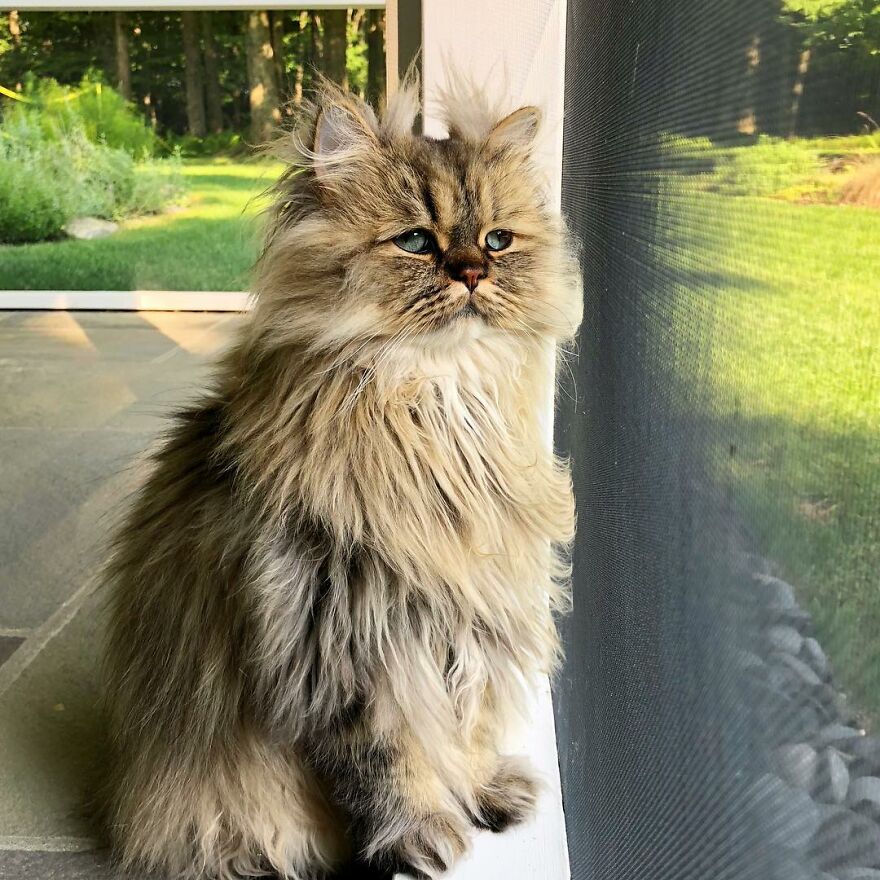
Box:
[394,229,434,254]
[485,229,513,252]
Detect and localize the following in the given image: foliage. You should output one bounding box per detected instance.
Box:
[709,137,822,196]
[346,12,369,97]
[4,73,157,155]
[0,154,67,243]
[164,130,245,158]
[782,0,880,53]
[0,10,386,146]
[0,92,184,243]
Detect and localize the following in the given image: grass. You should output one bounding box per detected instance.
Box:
[0,159,281,290]
[657,184,880,720]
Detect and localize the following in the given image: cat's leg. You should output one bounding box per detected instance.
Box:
[311,719,473,879]
[108,728,347,880]
[467,688,540,834]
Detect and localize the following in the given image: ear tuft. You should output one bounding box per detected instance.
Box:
[312,100,377,178]
[486,106,542,151]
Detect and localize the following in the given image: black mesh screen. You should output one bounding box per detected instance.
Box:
[554,2,880,879]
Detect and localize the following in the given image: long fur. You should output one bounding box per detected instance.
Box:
[102,77,582,880]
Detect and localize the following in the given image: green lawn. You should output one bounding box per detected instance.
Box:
[0,159,281,291]
[659,188,880,720]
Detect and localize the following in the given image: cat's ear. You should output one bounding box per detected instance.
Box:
[485,106,542,152]
[312,102,378,179]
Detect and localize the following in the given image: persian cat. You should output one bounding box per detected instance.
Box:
[102,79,582,879]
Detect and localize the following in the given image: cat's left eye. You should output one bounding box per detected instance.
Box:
[485,229,514,252]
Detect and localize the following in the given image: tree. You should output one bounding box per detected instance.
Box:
[322,9,347,89]
[245,10,280,143]
[181,12,207,137]
[201,13,224,133]
[366,9,385,108]
[113,13,132,100]
[270,11,286,101]
[8,9,20,47]
[781,0,880,134]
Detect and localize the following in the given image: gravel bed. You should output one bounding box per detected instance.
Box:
[746,571,880,880]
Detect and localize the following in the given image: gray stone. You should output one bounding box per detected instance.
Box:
[815,748,850,804]
[772,651,823,687]
[810,807,880,871]
[776,744,820,791]
[63,216,120,240]
[837,870,880,880]
[736,649,767,672]
[851,739,880,777]
[757,574,798,609]
[815,725,865,750]
[849,777,880,812]
[802,637,832,681]
[749,774,821,851]
[768,625,805,656]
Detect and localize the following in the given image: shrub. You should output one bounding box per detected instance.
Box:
[9,74,157,156]
[0,156,67,243]
[659,132,718,174]
[709,136,821,197]
[164,130,245,158]
[0,94,185,244]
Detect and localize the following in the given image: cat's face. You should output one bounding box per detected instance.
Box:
[256,85,582,352]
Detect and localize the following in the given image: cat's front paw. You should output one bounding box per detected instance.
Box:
[473,756,539,833]
[372,811,469,878]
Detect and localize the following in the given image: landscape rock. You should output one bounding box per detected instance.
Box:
[802,637,831,681]
[773,652,824,687]
[777,744,820,792]
[815,748,850,804]
[768,624,806,655]
[810,808,880,872]
[815,725,865,750]
[63,216,119,240]
[848,778,880,820]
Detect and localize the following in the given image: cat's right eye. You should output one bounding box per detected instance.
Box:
[394,229,434,254]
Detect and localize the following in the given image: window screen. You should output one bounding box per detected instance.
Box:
[554,2,880,879]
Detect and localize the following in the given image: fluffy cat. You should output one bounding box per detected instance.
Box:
[102,78,582,879]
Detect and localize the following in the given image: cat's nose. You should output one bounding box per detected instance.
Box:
[448,262,487,293]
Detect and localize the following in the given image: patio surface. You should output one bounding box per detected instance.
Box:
[0,310,567,880]
[0,311,242,877]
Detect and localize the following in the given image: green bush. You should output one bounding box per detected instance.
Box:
[709,136,821,196]
[164,130,245,158]
[0,88,184,244]
[9,73,157,156]
[0,156,67,243]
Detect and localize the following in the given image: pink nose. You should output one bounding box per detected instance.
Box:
[459,267,484,292]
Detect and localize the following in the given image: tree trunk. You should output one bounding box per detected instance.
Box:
[307,12,321,93]
[8,10,20,47]
[201,13,224,133]
[788,46,812,138]
[270,11,287,102]
[181,12,207,137]
[322,9,347,90]
[737,34,760,138]
[113,13,132,101]
[366,9,385,108]
[246,10,281,144]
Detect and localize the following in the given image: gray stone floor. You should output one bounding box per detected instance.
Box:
[0,311,243,878]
